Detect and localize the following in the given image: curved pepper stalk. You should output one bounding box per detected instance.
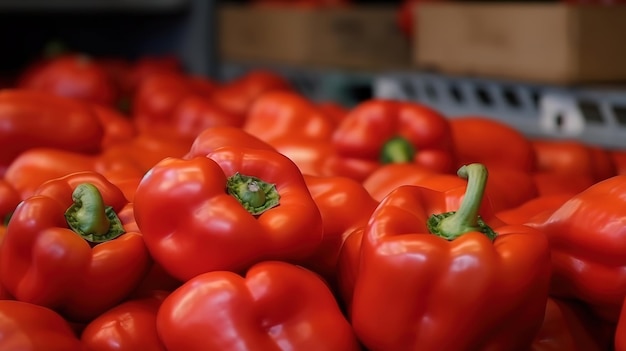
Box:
[65,183,125,243]
[427,163,497,241]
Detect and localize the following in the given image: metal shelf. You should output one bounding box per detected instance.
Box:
[374,71,626,149]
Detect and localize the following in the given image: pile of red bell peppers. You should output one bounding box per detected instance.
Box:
[1,51,626,351]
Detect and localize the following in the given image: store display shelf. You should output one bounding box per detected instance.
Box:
[374,72,626,150]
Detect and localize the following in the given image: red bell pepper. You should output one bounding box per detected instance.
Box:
[156,261,361,351]
[300,174,378,286]
[0,300,82,351]
[90,103,136,149]
[351,163,551,350]
[210,70,293,119]
[170,94,244,137]
[134,146,323,281]
[4,148,96,200]
[531,139,616,182]
[0,90,104,176]
[269,136,339,176]
[0,171,151,322]
[17,53,118,106]
[532,171,595,197]
[184,126,275,160]
[496,193,572,225]
[81,291,168,351]
[98,130,193,174]
[243,90,338,143]
[532,298,605,351]
[529,174,626,322]
[123,55,183,96]
[332,99,456,181]
[450,116,536,172]
[0,178,20,226]
[131,72,217,132]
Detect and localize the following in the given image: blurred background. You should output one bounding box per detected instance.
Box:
[1,0,626,147]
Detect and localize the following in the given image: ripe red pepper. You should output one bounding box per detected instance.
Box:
[81,291,168,351]
[134,146,323,281]
[170,94,244,137]
[450,116,536,172]
[332,99,456,181]
[0,90,104,176]
[0,300,82,351]
[90,103,137,149]
[269,136,339,176]
[531,139,616,182]
[301,174,378,285]
[532,171,595,196]
[529,174,626,322]
[532,298,605,351]
[131,72,217,132]
[362,162,536,212]
[243,90,338,143]
[156,261,361,351]
[210,70,293,119]
[184,126,275,160]
[98,130,193,174]
[0,171,151,322]
[352,164,551,350]
[123,55,183,96]
[496,193,572,225]
[17,53,118,106]
[4,148,96,199]
[0,178,20,226]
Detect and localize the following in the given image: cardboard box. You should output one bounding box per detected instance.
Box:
[219,4,411,71]
[414,3,626,84]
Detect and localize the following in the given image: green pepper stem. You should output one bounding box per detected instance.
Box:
[227,173,280,215]
[65,183,125,243]
[379,136,415,164]
[427,163,497,241]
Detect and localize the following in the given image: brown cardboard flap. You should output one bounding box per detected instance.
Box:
[219,5,411,71]
[415,3,626,84]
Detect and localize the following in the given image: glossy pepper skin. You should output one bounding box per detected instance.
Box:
[529,175,626,322]
[81,291,168,351]
[0,300,83,351]
[156,261,361,351]
[184,126,275,160]
[210,70,293,119]
[17,53,118,106]
[134,146,323,281]
[450,116,536,173]
[4,148,96,200]
[332,99,456,181]
[0,171,151,322]
[131,72,217,132]
[532,298,604,351]
[301,174,379,285]
[362,163,537,212]
[243,90,338,143]
[531,139,616,183]
[0,89,104,176]
[352,164,551,350]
